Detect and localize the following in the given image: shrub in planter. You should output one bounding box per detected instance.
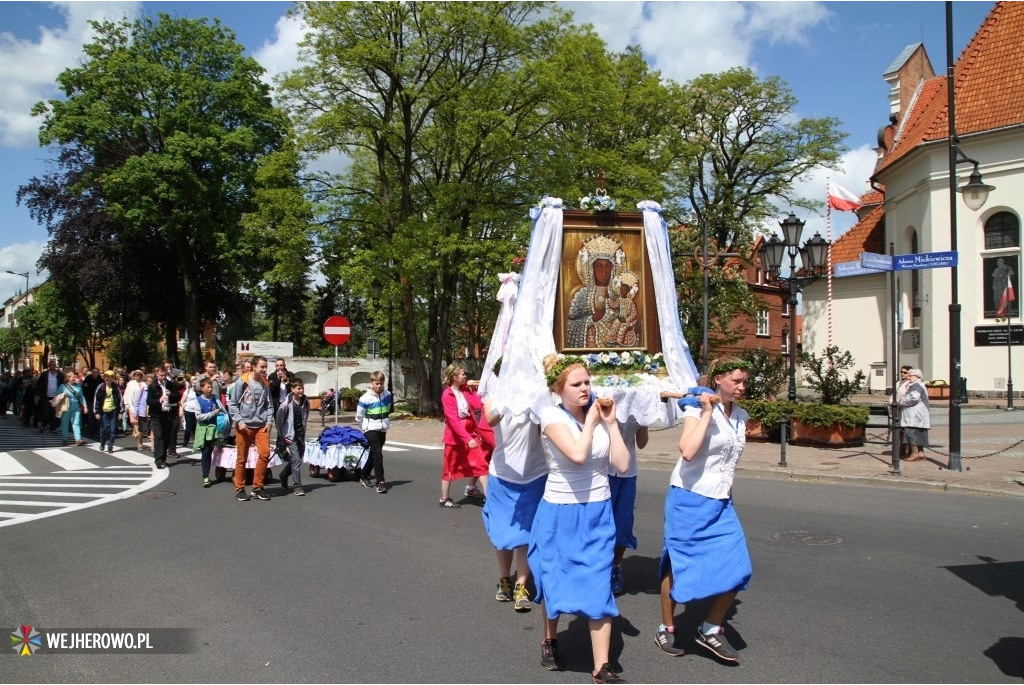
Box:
[737,399,794,429]
[799,345,867,405]
[739,348,788,400]
[790,403,869,428]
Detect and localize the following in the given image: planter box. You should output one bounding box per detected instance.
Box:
[926,386,950,400]
[790,419,865,447]
[745,418,779,443]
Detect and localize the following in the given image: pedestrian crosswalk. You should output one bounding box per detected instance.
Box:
[0,444,168,528]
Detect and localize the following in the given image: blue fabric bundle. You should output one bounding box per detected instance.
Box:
[677,386,717,410]
[318,425,368,449]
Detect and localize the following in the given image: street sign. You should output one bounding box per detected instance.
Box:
[835,261,885,278]
[236,341,294,357]
[974,325,1024,346]
[322,315,351,346]
[859,252,892,271]
[893,250,957,271]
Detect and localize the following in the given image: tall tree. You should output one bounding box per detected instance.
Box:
[280,1,616,414]
[664,67,846,363]
[29,14,288,371]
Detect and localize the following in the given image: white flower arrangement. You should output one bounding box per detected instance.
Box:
[582,350,663,375]
[579,193,617,212]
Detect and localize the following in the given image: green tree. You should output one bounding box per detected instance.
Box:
[281,1,617,413]
[30,14,288,371]
[800,345,866,405]
[664,67,846,365]
[0,328,23,372]
[14,282,96,367]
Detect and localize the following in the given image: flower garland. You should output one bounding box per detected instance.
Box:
[545,351,664,388]
[708,360,750,379]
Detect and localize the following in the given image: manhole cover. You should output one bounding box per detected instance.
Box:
[128,491,176,500]
[772,530,845,545]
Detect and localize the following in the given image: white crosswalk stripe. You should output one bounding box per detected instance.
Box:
[0,447,168,528]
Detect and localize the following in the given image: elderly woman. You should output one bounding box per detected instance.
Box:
[899,368,931,461]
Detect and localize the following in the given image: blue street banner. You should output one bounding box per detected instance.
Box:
[859,251,893,271]
[893,251,958,271]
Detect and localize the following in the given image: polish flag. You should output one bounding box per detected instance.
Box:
[996,275,1016,318]
[827,181,863,212]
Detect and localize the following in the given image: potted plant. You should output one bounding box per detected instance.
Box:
[737,348,788,441]
[737,399,792,442]
[787,346,870,447]
[924,379,949,400]
[340,387,362,411]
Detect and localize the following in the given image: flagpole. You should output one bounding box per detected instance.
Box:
[826,181,834,351]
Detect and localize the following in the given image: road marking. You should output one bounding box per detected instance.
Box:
[0,483,142,489]
[0,475,147,481]
[35,449,100,471]
[385,441,443,450]
[382,445,409,452]
[0,453,31,476]
[0,490,114,497]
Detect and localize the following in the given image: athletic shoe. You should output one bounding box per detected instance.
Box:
[293,487,305,497]
[540,639,560,671]
[439,497,461,509]
[611,565,623,595]
[376,482,387,494]
[655,627,685,656]
[695,628,739,662]
[252,487,271,501]
[592,663,624,684]
[495,576,513,602]
[203,478,211,488]
[235,488,249,501]
[513,583,532,612]
[464,485,484,499]
[360,478,373,488]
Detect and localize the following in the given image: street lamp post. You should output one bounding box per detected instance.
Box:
[945,0,995,471]
[759,213,830,467]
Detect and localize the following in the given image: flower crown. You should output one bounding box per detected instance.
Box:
[545,354,588,388]
[709,360,749,379]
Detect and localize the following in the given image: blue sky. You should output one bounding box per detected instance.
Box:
[0,1,996,304]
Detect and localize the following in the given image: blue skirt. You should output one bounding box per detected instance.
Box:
[481,475,546,551]
[528,499,618,620]
[609,475,638,550]
[660,485,751,604]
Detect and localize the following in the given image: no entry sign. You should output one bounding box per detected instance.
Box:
[322,315,351,346]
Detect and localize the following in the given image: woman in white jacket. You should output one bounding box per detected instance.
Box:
[899,368,931,461]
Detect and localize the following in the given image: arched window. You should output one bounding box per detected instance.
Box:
[984,212,1020,249]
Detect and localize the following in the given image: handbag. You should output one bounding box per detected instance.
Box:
[215,410,229,437]
[50,392,68,418]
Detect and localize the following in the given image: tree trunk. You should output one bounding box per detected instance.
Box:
[175,233,204,373]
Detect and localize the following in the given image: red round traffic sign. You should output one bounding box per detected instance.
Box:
[322,315,351,346]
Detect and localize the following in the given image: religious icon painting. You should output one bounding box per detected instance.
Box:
[555,209,661,354]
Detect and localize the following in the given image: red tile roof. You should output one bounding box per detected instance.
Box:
[829,204,885,270]
[874,1,1023,176]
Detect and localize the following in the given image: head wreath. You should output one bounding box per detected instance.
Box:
[545,354,588,389]
[577,234,626,285]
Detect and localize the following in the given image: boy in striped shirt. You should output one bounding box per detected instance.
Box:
[356,371,393,494]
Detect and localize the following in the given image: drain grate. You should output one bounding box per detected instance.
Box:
[772,530,845,545]
[128,490,176,500]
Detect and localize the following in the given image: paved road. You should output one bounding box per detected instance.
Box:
[2,445,1021,682]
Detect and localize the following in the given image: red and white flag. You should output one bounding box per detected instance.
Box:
[996,274,1016,317]
[827,181,862,212]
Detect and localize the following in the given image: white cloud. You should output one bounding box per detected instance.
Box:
[0,2,140,148]
[252,12,308,87]
[566,1,831,85]
[0,241,48,305]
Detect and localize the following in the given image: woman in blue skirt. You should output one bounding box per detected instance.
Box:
[529,354,630,683]
[481,363,548,612]
[657,357,751,663]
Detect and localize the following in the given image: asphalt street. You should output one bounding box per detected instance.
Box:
[1,446,1022,683]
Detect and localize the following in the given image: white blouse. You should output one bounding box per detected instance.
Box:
[539,405,611,504]
[669,403,748,499]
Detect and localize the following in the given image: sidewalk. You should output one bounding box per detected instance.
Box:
[349,398,1024,497]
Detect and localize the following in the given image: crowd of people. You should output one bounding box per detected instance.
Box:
[439,355,753,684]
